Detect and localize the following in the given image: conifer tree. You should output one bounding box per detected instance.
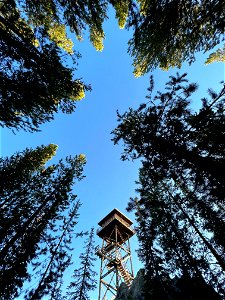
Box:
[113,73,225,298]
[126,0,225,75]
[0,145,86,299]
[2,0,225,132]
[67,227,97,300]
[26,201,83,300]
[0,0,136,132]
[0,0,107,131]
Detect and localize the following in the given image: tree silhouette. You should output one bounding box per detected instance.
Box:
[113,73,225,297]
[126,0,225,75]
[0,145,86,299]
[2,1,225,130]
[67,227,97,300]
[0,0,108,131]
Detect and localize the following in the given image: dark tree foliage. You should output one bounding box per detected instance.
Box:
[112,73,225,298]
[0,145,86,299]
[127,0,225,75]
[67,227,97,300]
[0,0,108,131]
[26,201,83,300]
[2,0,225,131]
[0,0,141,132]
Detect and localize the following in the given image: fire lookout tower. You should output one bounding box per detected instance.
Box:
[96,208,135,300]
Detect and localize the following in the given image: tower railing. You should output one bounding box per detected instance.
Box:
[97,214,133,234]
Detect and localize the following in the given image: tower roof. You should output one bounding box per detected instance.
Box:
[98,208,133,227]
[97,208,134,242]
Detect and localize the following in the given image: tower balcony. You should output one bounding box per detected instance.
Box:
[97,208,135,243]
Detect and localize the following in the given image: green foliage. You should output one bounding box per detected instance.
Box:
[127,0,225,75]
[47,23,74,54]
[0,145,86,299]
[67,227,97,300]
[2,0,225,131]
[90,25,105,51]
[205,44,225,64]
[0,143,57,188]
[113,0,130,29]
[0,0,109,131]
[17,0,108,51]
[113,73,225,297]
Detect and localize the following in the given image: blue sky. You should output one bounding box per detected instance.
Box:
[1,9,225,300]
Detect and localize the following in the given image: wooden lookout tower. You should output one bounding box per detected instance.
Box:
[96,208,135,300]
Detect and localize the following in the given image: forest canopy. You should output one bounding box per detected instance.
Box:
[1,0,225,131]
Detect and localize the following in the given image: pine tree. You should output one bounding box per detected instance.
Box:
[26,201,83,300]
[112,73,225,298]
[67,227,97,300]
[0,0,108,131]
[126,0,225,75]
[0,0,138,132]
[0,145,86,299]
[2,0,225,131]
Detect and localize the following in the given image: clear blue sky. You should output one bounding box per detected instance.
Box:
[1,9,225,300]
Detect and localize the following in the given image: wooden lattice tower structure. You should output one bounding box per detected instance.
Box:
[96,208,135,300]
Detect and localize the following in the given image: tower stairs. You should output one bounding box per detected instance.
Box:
[117,261,133,286]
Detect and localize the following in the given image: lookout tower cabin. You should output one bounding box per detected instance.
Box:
[96,208,135,300]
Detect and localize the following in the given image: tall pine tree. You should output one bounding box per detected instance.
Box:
[113,73,225,298]
[0,145,86,299]
[67,227,97,300]
[126,0,225,75]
